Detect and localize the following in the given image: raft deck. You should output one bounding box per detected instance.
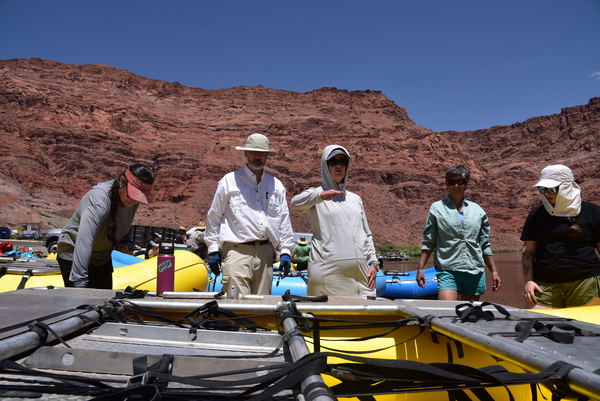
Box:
[1,287,599,400]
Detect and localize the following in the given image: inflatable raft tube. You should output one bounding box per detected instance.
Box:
[209,268,387,297]
[0,250,208,293]
[380,267,438,299]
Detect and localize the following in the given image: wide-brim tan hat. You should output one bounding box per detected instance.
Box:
[235,133,278,156]
[297,236,308,245]
[197,222,206,230]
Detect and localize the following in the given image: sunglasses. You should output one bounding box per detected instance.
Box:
[446,179,466,186]
[538,186,558,194]
[327,158,349,167]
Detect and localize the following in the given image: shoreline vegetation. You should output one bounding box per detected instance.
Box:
[376,242,520,259]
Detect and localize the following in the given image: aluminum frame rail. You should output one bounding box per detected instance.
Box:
[394,301,600,401]
[0,308,105,360]
[279,303,336,401]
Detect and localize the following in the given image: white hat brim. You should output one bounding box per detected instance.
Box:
[533,178,562,188]
[236,146,278,156]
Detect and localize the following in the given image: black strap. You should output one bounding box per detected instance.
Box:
[112,286,147,299]
[445,337,464,363]
[89,385,160,401]
[282,289,329,303]
[131,354,173,389]
[455,302,513,323]
[17,269,33,290]
[514,321,595,344]
[325,352,573,400]
[0,307,77,335]
[0,351,580,400]
[27,321,72,348]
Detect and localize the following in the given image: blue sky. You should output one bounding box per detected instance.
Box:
[1,1,599,132]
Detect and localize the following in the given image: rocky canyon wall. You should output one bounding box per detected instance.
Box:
[1,58,599,249]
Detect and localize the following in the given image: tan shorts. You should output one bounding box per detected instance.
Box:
[536,276,600,308]
[221,241,274,296]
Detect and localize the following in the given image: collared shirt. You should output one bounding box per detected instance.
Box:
[187,229,205,253]
[421,196,492,274]
[205,165,294,255]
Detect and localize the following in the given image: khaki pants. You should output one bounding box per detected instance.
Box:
[221,241,274,295]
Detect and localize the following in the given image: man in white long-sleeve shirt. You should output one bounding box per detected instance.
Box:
[205,133,294,295]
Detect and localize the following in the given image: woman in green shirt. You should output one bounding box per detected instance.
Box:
[416,165,501,301]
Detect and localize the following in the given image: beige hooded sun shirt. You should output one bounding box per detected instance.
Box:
[290,145,378,297]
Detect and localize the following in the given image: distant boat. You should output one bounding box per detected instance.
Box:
[380,249,412,262]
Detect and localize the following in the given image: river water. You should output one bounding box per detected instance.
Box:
[383,252,527,309]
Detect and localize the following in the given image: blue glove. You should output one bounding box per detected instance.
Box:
[207,252,221,277]
[279,254,291,278]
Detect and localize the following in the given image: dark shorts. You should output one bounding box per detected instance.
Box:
[296,260,308,271]
[57,256,113,289]
[535,276,600,308]
[436,268,486,296]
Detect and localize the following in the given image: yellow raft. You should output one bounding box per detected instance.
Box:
[2,287,600,400]
[0,250,209,292]
[528,304,600,324]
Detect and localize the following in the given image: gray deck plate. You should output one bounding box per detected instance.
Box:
[393,299,600,371]
[0,287,121,340]
[2,288,600,399]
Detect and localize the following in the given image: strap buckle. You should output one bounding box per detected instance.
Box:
[127,371,150,388]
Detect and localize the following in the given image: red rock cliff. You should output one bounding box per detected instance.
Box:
[1,58,599,249]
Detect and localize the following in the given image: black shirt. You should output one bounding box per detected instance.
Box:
[521,201,600,283]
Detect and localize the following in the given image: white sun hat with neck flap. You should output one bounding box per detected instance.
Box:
[534,164,581,217]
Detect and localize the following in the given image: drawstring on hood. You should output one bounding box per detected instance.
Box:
[321,145,350,196]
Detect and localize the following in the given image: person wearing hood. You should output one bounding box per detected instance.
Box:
[204,133,294,295]
[290,145,379,297]
[57,164,155,288]
[521,164,600,308]
[416,165,501,301]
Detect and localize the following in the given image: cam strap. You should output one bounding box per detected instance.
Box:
[89,385,160,401]
[514,321,596,344]
[130,354,174,390]
[487,319,599,343]
[113,286,147,299]
[282,289,328,303]
[455,302,513,323]
[28,321,72,348]
[17,269,33,290]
